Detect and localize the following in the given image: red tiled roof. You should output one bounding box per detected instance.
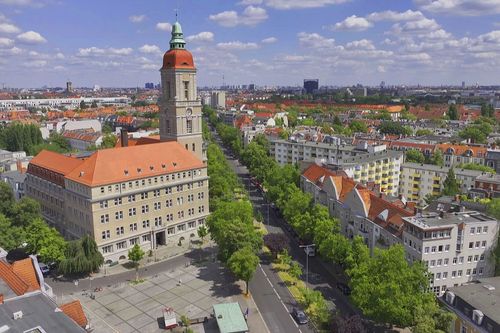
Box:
[0,260,30,296]
[436,144,487,157]
[28,150,84,176]
[11,258,40,292]
[60,300,88,328]
[65,141,204,186]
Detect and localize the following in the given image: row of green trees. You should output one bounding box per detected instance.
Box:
[0,182,103,275]
[204,128,262,294]
[405,149,444,166]
[206,107,455,331]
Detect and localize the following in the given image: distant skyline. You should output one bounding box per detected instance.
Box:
[0,0,499,88]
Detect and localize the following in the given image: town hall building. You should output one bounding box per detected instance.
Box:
[25,21,209,262]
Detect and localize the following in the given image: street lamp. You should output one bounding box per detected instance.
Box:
[298,244,315,288]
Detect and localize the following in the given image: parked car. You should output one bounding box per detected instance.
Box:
[336,282,351,295]
[291,308,308,325]
[38,263,50,276]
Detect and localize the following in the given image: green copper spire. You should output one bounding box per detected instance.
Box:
[169,21,186,50]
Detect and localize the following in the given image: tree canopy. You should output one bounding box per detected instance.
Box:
[442,168,460,196]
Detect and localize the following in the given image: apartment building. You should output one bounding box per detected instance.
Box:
[436,144,487,168]
[442,277,500,333]
[400,163,486,204]
[273,140,403,196]
[402,212,499,296]
[301,164,413,254]
[25,21,209,262]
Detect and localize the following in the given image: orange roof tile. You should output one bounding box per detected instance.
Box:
[356,188,372,212]
[11,258,40,292]
[60,300,88,328]
[29,150,84,176]
[436,144,487,157]
[0,260,29,296]
[65,141,204,186]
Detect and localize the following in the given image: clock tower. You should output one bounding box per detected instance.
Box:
[159,21,205,162]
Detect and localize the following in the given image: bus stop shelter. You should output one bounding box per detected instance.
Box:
[213,303,249,333]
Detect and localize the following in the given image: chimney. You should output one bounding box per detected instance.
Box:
[120,129,129,147]
[16,160,22,173]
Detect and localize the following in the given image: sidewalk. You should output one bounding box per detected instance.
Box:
[92,240,216,278]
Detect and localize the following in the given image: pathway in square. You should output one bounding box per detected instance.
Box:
[57,261,268,333]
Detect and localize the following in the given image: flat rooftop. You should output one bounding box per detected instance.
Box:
[0,292,85,333]
[402,163,487,177]
[404,211,496,229]
[448,277,500,324]
[213,302,248,333]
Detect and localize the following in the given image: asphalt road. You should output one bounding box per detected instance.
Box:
[212,131,366,332]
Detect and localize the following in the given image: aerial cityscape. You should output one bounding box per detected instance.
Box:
[0,0,500,333]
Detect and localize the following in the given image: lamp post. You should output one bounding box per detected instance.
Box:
[298,244,315,288]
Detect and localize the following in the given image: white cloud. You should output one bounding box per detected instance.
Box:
[264,0,349,9]
[0,22,21,34]
[55,52,65,59]
[141,63,158,70]
[345,39,375,50]
[156,22,172,31]
[0,0,44,6]
[23,60,47,68]
[186,32,214,43]
[216,41,259,50]
[414,0,500,16]
[129,15,146,23]
[366,10,424,22]
[77,47,133,57]
[298,32,337,49]
[16,31,47,44]
[261,37,277,44]
[0,37,14,48]
[333,15,373,31]
[209,6,268,27]
[239,0,263,4]
[138,44,161,54]
[377,65,386,73]
[394,17,441,33]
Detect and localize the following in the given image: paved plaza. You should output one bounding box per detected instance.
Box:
[58,260,265,333]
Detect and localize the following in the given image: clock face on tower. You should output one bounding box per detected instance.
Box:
[186,108,192,116]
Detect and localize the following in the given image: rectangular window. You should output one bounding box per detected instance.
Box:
[100,201,108,208]
[129,238,139,246]
[168,227,175,235]
[102,245,113,253]
[143,220,150,228]
[177,224,185,232]
[155,217,162,226]
[116,241,127,250]
[128,194,136,202]
[470,227,475,234]
[129,223,137,232]
[451,271,456,278]
[186,119,192,134]
[477,226,482,233]
[424,247,429,254]
[445,244,450,252]
[469,242,474,249]
[142,234,151,242]
[452,257,457,264]
[183,81,189,100]
[444,258,449,266]
[482,240,487,248]
[475,241,480,248]
[468,256,472,263]
[114,197,122,205]
[115,211,123,220]
[431,246,436,253]
[483,226,488,233]
[116,226,124,235]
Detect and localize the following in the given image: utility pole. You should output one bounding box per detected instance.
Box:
[299,244,315,288]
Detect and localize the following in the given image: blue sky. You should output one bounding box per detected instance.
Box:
[0,0,499,88]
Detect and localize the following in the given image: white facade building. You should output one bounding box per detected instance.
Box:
[402,212,499,296]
